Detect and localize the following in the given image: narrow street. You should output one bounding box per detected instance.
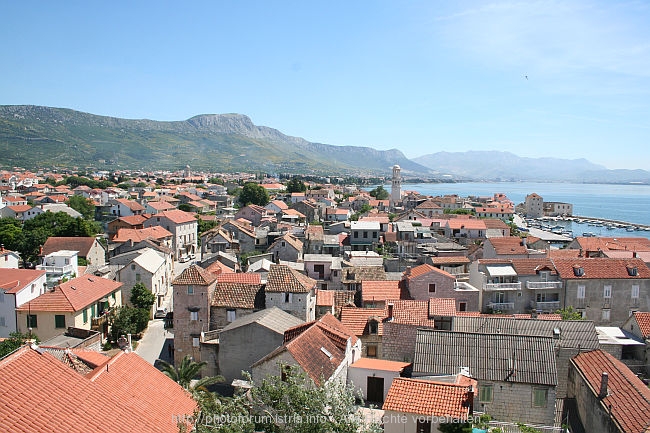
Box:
[135,319,174,367]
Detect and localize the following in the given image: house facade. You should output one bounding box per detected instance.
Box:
[0,269,47,338]
[265,264,317,321]
[144,209,198,260]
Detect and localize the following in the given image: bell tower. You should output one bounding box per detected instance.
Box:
[390,164,401,208]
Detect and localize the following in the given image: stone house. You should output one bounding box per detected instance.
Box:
[524,193,544,218]
[339,306,388,359]
[567,349,650,433]
[265,264,317,321]
[413,329,558,426]
[303,254,343,291]
[217,307,303,383]
[404,264,479,312]
[209,273,263,330]
[267,232,303,263]
[172,265,217,367]
[442,218,487,243]
[553,257,650,325]
[116,248,172,311]
[234,204,267,226]
[219,220,260,254]
[251,313,361,386]
[414,199,444,217]
[16,275,122,342]
[107,215,147,239]
[291,200,318,224]
[143,209,198,260]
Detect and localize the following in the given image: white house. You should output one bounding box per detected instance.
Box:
[143,210,198,260]
[116,248,173,311]
[0,269,47,338]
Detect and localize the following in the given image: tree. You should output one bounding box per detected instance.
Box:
[160,356,222,388]
[286,177,306,193]
[130,283,156,310]
[0,332,39,359]
[556,306,583,320]
[66,195,95,220]
[238,182,269,206]
[189,368,380,433]
[178,203,192,212]
[369,185,389,200]
[197,218,218,235]
[109,306,150,340]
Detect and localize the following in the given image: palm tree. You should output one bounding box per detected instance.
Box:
[158,355,224,391]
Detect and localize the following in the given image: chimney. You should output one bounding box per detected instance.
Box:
[579,248,583,258]
[387,303,394,320]
[521,237,527,247]
[599,372,608,398]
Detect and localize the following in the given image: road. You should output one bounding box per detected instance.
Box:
[135,319,174,367]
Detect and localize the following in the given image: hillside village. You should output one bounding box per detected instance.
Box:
[2,164,650,433]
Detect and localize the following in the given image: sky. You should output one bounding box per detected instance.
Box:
[2,1,649,169]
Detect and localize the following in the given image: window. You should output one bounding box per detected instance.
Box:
[354,232,359,238]
[577,285,586,299]
[363,231,368,238]
[55,315,66,328]
[632,285,640,299]
[428,283,436,293]
[0,316,5,327]
[416,420,432,433]
[532,388,548,407]
[0,292,4,303]
[135,274,141,281]
[368,320,378,335]
[284,292,293,303]
[459,302,467,312]
[91,304,96,318]
[366,345,378,358]
[372,231,377,238]
[604,285,612,299]
[227,309,236,322]
[192,337,200,347]
[602,309,611,321]
[479,384,493,402]
[190,311,198,321]
[131,264,136,270]
[83,309,88,323]
[27,314,38,328]
[187,285,194,295]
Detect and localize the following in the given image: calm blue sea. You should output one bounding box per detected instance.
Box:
[374,182,650,239]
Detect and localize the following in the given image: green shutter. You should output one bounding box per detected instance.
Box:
[55,315,66,328]
[83,308,88,323]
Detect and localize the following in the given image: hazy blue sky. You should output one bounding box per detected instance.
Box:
[2,1,649,169]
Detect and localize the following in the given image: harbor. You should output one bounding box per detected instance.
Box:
[515,214,650,242]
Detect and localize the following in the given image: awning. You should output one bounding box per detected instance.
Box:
[485,265,517,277]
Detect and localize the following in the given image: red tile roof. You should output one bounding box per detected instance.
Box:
[265,264,316,293]
[573,237,650,253]
[572,350,650,433]
[17,276,122,312]
[112,226,173,242]
[0,346,196,433]
[204,260,235,276]
[316,289,334,307]
[430,256,471,265]
[382,378,473,418]
[212,283,261,309]
[42,236,99,257]
[0,269,46,294]
[633,312,650,338]
[428,298,457,316]
[486,237,529,255]
[339,307,387,335]
[406,263,455,280]
[173,264,217,286]
[217,272,261,284]
[361,280,401,304]
[151,209,197,224]
[350,357,411,372]
[553,258,650,279]
[389,300,435,327]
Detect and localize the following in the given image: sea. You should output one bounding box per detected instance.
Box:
[373,182,650,240]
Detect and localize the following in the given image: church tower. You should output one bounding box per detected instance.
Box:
[390,164,401,208]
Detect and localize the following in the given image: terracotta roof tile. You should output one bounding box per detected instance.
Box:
[204,260,235,276]
[486,237,529,255]
[0,269,46,294]
[17,276,122,312]
[350,358,411,372]
[572,350,650,433]
[217,273,261,284]
[339,307,387,335]
[430,256,471,265]
[151,209,197,224]
[553,258,650,279]
[573,237,650,253]
[265,264,316,293]
[211,282,261,309]
[383,378,473,418]
[361,280,401,304]
[0,346,196,433]
[633,312,650,338]
[173,264,217,286]
[112,226,173,242]
[406,264,455,280]
[428,298,457,316]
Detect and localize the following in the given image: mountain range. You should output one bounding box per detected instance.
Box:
[1,105,648,184]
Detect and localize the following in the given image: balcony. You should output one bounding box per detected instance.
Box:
[531,301,561,311]
[526,281,563,290]
[483,282,522,291]
[488,302,515,311]
[454,281,479,292]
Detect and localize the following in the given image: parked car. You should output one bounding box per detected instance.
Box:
[155,308,168,319]
[189,253,196,260]
[178,255,190,263]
